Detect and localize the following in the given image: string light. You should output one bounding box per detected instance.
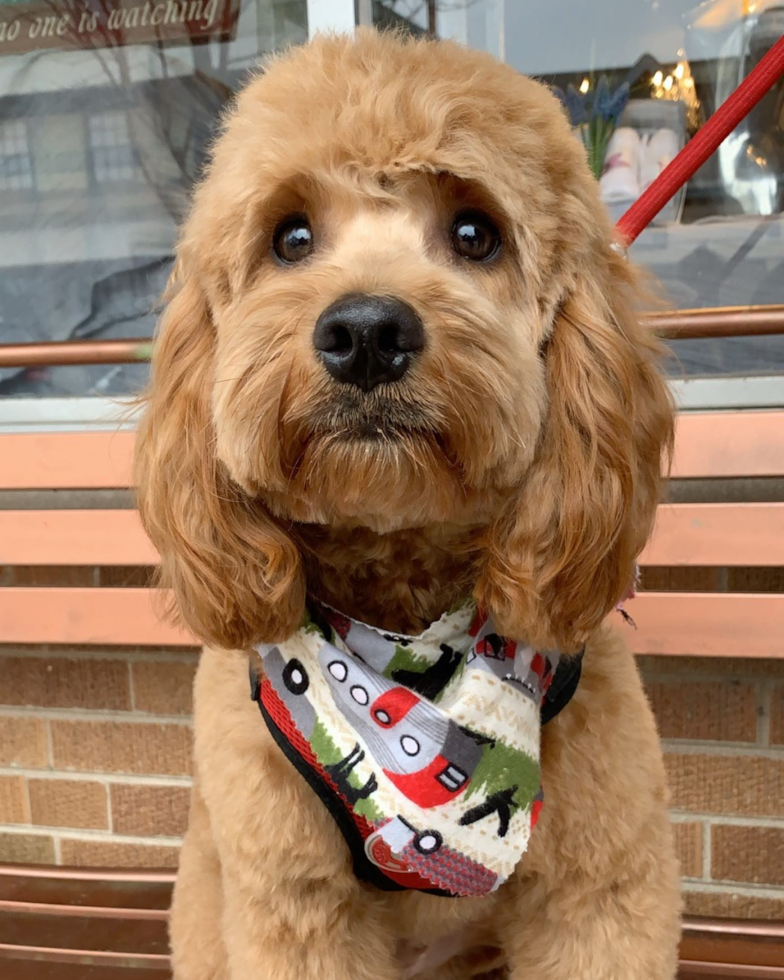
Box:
[579,78,590,94]
[650,58,701,132]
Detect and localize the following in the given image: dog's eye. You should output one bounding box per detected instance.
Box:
[451,211,501,262]
[273,217,313,264]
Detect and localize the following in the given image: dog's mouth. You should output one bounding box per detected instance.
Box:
[307,394,440,445]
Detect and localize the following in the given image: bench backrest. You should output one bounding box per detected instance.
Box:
[1,411,783,656]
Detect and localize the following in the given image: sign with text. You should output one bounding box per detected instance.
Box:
[0,0,238,56]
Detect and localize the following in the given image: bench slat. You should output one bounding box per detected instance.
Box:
[0,910,167,954]
[3,503,782,568]
[0,588,193,647]
[0,433,134,490]
[619,593,784,658]
[0,587,780,655]
[672,411,784,479]
[641,503,784,566]
[0,511,158,566]
[2,411,783,491]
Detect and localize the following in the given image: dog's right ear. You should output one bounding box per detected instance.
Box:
[134,264,305,650]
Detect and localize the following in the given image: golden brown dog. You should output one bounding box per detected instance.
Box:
[135,29,681,980]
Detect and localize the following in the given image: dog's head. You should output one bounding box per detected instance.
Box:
[135,30,673,651]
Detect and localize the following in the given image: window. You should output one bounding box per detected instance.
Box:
[0,0,308,404]
[0,119,34,191]
[374,0,784,393]
[89,112,138,184]
[1,0,782,409]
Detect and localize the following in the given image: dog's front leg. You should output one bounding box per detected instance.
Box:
[219,872,401,980]
[500,847,681,980]
[170,782,229,980]
[499,630,682,980]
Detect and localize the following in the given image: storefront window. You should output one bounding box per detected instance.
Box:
[2,0,782,402]
[377,0,784,383]
[0,0,307,399]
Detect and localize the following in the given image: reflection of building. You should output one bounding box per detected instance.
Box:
[2,0,784,396]
[0,0,307,396]
[409,0,784,376]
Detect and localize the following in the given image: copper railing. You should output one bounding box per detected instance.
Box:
[649,304,784,340]
[0,306,783,368]
[0,339,153,368]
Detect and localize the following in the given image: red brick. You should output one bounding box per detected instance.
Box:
[646,680,756,742]
[0,655,130,711]
[672,821,703,878]
[60,838,179,868]
[683,889,784,920]
[665,753,784,818]
[110,783,190,837]
[51,719,192,776]
[0,776,27,823]
[711,824,784,887]
[29,779,108,830]
[770,687,784,745]
[639,657,784,679]
[132,661,196,715]
[0,832,54,864]
[0,716,48,768]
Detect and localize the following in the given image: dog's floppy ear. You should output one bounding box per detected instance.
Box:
[134,263,304,649]
[476,250,673,651]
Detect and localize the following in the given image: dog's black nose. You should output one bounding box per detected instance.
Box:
[313,294,424,392]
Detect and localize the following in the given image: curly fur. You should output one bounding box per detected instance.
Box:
[135,29,681,980]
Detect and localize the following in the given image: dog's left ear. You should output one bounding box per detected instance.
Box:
[134,260,305,650]
[475,249,674,650]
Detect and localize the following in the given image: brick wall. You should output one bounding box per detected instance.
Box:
[0,647,196,868]
[1,646,782,920]
[640,655,784,920]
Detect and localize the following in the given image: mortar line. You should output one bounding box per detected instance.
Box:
[682,880,784,900]
[0,823,183,848]
[0,706,193,725]
[670,812,784,829]
[0,766,192,787]
[701,821,711,880]
[757,679,772,748]
[663,741,784,760]
[127,660,136,712]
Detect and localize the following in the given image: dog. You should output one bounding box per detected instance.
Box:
[134,29,681,980]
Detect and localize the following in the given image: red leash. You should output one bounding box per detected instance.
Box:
[616,33,784,246]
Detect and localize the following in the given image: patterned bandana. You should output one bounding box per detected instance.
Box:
[251,602,582,898]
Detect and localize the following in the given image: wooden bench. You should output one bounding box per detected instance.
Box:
[1,411,783,654]
[1,409,783,976]
[1,865,783,979]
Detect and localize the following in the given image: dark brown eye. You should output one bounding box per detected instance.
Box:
[273,217,313,264]
[451,211,501,262]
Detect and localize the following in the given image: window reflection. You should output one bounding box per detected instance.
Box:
[375,0,784,380]
[1,0,782,397]
[0,0,306,398]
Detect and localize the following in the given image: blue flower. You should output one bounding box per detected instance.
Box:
[593,76,610,119]
[596,79,630,123]
[565,83,589,126]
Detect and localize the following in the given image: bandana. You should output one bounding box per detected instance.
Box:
[251,602,582,898]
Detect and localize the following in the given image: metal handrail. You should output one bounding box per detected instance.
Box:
[0,306,783,368]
